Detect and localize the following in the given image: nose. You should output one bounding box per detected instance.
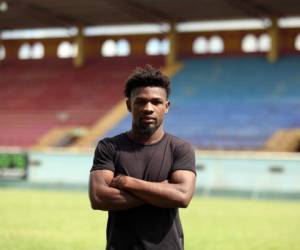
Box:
[143,102,154,113]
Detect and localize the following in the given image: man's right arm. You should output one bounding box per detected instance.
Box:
[89,169,144,211]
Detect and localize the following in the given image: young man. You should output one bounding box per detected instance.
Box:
[89,65,196,250]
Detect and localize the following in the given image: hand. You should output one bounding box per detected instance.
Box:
[110,175,127,189]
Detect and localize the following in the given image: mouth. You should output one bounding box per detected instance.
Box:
[140,116,156,122]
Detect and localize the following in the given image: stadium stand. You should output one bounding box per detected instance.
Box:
[103,55,300,150]
[0,56,164,147]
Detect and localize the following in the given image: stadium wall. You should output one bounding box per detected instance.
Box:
[2,149,299,199]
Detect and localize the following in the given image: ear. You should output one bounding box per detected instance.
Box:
[165,100,170,113]
[126,98,131,112]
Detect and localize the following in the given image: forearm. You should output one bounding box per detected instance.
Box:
[121,177,190,208]
[89,185,144,211]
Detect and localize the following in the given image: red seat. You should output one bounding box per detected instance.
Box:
[0,56,164,147]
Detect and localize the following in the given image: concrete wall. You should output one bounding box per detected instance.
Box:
[28,150,300,197]
[29,151,92,185]
[195,151,300,197]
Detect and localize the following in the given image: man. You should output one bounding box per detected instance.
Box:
[89,65,196,250]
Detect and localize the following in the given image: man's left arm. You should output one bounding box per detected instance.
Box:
[110,170,196,208]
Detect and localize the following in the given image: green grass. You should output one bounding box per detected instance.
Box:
[1,188,300,250]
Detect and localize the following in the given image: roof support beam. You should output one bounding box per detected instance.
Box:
[73,26,85,68]
[166,22,178,67]
[267,17,280,63]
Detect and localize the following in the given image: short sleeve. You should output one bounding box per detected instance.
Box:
[90,139,116,172]
[172,142,196,174]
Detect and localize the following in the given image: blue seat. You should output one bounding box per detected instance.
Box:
[101,55,300,149]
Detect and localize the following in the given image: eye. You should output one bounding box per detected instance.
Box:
[151,99,163,105]
[134,99,146,105]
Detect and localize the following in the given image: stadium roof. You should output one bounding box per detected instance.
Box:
[1,0,300,30]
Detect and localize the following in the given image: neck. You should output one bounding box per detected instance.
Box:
[129,126,165,145]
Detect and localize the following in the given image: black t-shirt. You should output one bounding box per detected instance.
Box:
[91,132,196,250]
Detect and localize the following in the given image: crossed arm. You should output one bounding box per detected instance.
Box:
[89,169,196,211]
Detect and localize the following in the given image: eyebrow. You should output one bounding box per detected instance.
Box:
[135,97,164,102]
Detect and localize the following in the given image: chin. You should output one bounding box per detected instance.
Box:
[139,126,157,135]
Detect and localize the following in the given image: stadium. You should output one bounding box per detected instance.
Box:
[1,1,300,249]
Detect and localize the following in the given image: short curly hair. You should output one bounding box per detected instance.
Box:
[124,64,171,98]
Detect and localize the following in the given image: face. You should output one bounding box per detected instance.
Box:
[126,86,170,135]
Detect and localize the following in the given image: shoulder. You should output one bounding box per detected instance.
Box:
[92,133,128,172]
[165,133,196,173]
[95,133,128,155]
[165,133,194,152]
[98,133,126,145]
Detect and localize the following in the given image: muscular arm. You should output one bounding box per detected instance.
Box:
[110,170,196,208]
[89,170,145,211]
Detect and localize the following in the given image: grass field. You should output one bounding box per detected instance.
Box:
[1,188,300,250]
